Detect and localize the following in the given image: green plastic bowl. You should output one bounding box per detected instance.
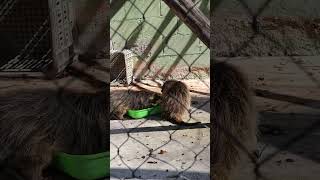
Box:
[127,104,161,119]
[52,151,109,180]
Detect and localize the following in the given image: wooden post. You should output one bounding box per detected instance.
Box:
[162,0,210,47]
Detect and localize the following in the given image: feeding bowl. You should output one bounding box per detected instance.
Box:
[127,104,161,119]
[53,151,109,180]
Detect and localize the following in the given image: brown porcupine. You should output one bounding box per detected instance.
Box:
[0,88,108,180]
[110,89,161,120]
[211,61,258,180]
[160,80,200,126]
[110,80,200,126]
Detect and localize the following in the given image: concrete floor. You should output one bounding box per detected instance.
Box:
[225,56,320,180]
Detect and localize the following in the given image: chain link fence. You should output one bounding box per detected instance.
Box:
[110,0,210,179]
[212,0,320,180]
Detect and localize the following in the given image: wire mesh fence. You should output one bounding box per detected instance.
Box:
[110,0,210,179]
[212,0,320,180]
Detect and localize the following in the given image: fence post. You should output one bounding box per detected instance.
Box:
[162,0,210,47]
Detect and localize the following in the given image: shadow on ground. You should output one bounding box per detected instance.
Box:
[110,168,210,179]
[258,112,320,164]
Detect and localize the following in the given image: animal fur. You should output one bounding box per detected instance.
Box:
[211,62,258,180]
[0,88,107,180]
[110,89,161,120]
[110,80,200,126]
[160,80,200,126]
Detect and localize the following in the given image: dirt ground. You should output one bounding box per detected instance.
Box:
[211,15,320,57]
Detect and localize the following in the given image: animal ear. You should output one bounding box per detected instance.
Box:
[159,82,164,87]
